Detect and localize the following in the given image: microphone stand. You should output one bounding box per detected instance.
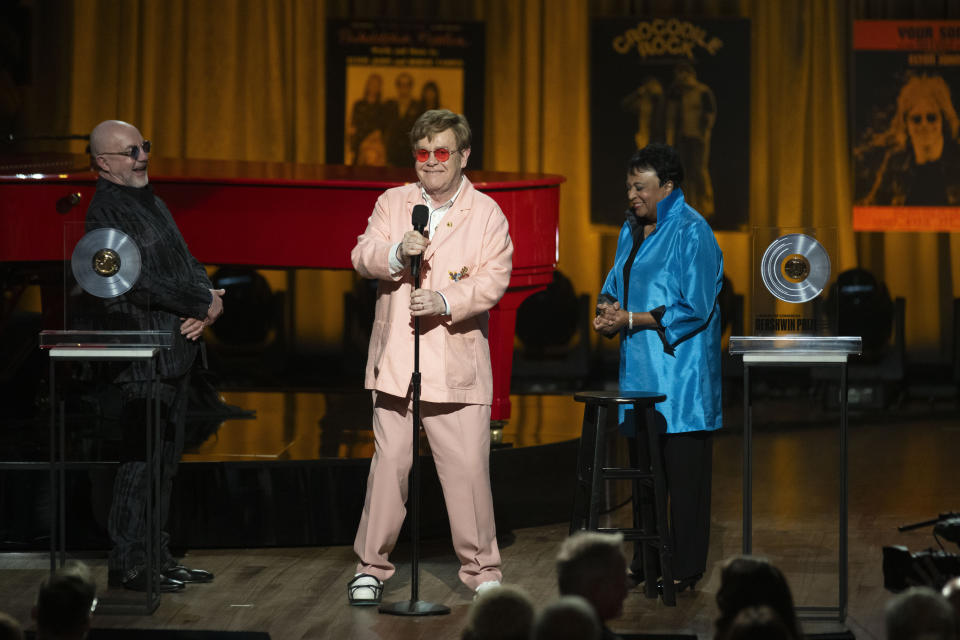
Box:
[380,252,450,617]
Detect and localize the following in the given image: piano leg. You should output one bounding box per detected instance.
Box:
[487,286,546,426]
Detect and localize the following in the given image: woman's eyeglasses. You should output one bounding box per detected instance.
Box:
[415,147,459,163]
[99,140,152,159]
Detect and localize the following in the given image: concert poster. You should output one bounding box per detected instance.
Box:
[325,20,485,168]
[853,21,960,232]
[589,18,750,230]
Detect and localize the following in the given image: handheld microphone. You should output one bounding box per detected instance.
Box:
[411,204,429,280]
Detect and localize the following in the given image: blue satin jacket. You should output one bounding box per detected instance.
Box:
[600,188,724,434]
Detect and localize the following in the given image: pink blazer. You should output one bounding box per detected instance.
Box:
[350,178,514,405]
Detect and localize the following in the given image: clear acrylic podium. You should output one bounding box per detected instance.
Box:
[39,330,173,615]
[729,336,861,622]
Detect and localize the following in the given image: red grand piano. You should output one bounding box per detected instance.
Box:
[0,155,563,424]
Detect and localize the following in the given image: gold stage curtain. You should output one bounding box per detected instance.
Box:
[66,0,352,347]
[67,0,325,163]
[59,0,958,357]
[474,0,602,301]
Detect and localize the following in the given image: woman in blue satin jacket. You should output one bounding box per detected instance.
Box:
[594,143,724,593]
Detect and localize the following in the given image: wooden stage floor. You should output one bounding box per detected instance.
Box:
[1,394,958,639]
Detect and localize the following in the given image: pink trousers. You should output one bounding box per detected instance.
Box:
[353,391,502,589]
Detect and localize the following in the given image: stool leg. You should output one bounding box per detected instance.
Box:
[628,436,641,578]
[645,405,675,606]
[630,434,659,599]
[587,403,607,530]
[570,402,596,534]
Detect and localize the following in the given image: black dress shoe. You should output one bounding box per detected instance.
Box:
[162,565,214,583]
[122,569,185,593]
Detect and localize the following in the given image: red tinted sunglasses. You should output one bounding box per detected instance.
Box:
[415,147,460,163]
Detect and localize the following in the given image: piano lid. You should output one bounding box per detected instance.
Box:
[0,154,564,190]
[0,152,93,177]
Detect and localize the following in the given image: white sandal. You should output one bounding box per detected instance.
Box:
[347,573,383,606]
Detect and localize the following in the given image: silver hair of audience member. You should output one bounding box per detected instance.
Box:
[532,595,601,640]
[556,531,625,596]
[885,586,957,640]
[462,584,535,640]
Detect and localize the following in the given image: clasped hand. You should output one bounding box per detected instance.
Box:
[593,301,627,336]
[180,288,226,341]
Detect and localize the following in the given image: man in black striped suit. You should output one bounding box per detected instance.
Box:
[86,119,223,592]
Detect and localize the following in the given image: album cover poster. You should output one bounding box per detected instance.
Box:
[325,21,485,168]
[853,21,960,232]
[589,18,750,230]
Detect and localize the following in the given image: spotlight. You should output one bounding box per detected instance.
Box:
[208,267,276,346]
[516,271,579,352]
[826,268,894,357]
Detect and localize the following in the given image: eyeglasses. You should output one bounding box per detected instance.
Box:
[415,147,459,163]
[99,140,152,159]
[909,113,939,124]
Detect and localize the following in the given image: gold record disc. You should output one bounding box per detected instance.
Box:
[70,228,142,298]
[760,233,830,303]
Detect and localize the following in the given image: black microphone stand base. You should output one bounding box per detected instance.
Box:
[379,600,451,616]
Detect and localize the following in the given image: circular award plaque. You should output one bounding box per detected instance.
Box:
[70,227,142,298]
[760,233,831,304]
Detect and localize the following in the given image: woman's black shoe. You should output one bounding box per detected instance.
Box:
[657,573,702,595]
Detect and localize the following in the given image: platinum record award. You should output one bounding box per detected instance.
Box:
[751,228,838,336]
[71,227,142,298]
[760,233,831,304]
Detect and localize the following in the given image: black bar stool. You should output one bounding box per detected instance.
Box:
[569,390,675,606]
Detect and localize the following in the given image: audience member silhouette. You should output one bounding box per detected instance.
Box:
[461,584,535,640]
[532,595,602,640]
[556,532,629,640]
[943,577,960,636]
[714,556,801,640]
[0,613,23,640]
[718,605,794,640]
[885,586,957,640]
[32,563,96,640]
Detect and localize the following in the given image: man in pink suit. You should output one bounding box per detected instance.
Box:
[347,110,513,605]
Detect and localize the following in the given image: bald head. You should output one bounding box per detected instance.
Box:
[89,120,136,156]
[89,120,150,188]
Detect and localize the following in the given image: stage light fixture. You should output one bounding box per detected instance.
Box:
[208,267,276,346]
[826,268,894,356]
